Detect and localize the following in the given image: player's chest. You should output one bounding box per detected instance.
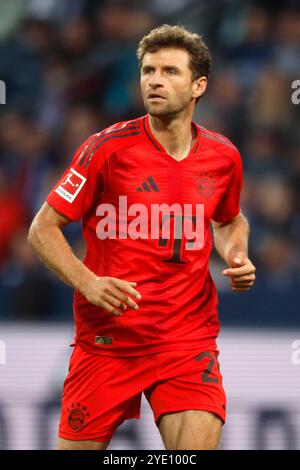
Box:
[101,150,231,218]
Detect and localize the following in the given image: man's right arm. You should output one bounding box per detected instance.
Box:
[28,203,141,316]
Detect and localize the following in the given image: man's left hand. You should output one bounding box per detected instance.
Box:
[222,254,256,292]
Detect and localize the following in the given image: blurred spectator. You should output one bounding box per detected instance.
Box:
[0,0,24,41]
[273,8,300,77]
[95,2,157,117]
[0,168,26,265]
[248,67,292,130]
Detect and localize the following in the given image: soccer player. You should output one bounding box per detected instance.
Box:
[28,24,256,450]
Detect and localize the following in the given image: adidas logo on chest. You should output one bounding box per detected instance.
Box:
[136,176,160,192]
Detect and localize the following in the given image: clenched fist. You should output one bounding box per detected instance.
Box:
[222,254,256,292]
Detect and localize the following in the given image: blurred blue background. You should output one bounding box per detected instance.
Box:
[0,0,299,450]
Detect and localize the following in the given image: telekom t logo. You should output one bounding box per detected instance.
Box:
[159,214,200,263]
[96,197,205,261]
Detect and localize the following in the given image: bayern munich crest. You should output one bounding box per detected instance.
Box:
[67,403,90,431]
[196,171,216,199]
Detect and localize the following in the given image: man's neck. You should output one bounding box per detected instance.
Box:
[148,112,197,161]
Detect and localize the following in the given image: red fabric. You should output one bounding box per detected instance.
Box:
[46,114,242,357]
[59,344,226,441]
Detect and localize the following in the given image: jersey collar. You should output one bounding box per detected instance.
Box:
[140,114,201,159]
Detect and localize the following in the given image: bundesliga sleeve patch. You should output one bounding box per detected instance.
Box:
[55,168,87,203]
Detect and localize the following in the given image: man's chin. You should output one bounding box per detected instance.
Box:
[145,104,174,119]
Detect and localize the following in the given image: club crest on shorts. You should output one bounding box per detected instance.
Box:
[196,172,216,199]
[67,403,90,431]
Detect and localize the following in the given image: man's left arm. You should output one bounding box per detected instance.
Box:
[212,212,256,291]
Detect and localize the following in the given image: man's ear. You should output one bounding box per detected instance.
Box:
[192,76,208,99]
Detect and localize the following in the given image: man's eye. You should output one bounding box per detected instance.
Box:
[167,69,176,74]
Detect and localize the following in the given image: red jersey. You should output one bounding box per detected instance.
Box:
[46,114,242,356]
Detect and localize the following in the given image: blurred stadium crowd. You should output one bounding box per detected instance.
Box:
[0,0,299,325]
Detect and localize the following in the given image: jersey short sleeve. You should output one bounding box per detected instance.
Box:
[212,149,243,223]
[46,134,106,221]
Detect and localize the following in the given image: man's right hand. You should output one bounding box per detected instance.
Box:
[81,276,142,316]
[28,205,142,317]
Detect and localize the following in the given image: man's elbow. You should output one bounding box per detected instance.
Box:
[28,212,47,252]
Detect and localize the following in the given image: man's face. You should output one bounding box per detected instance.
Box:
[140,47,206,118]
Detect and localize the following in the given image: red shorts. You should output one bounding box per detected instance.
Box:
[59,345,226,442]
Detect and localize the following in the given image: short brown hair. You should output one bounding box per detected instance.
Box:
[137,24,212,80]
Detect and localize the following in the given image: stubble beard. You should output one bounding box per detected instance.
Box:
[144,98,188,120]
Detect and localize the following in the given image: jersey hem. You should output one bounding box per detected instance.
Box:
[74,338,218,357]
[46,195,80,221]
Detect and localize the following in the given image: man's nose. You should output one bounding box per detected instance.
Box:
[149,70,163,87]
